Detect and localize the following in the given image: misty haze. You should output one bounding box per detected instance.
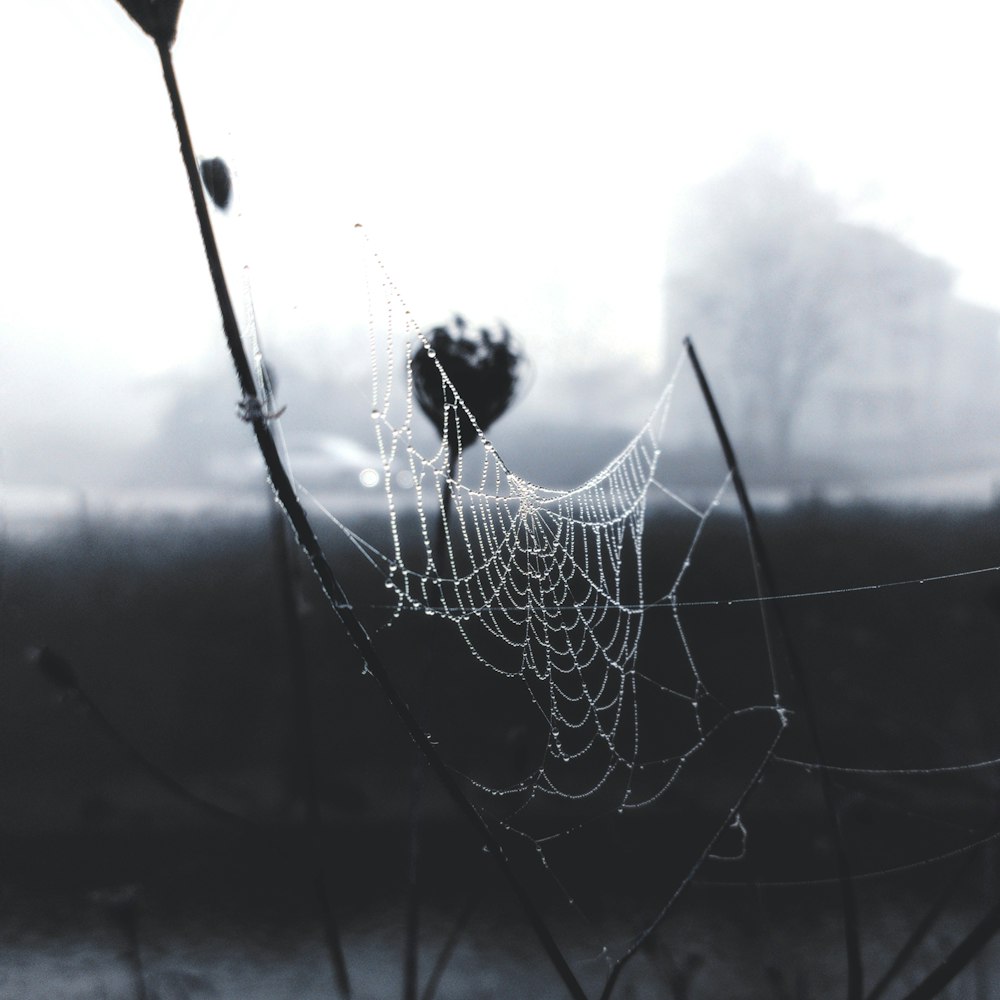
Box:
[4,2,1000,1000]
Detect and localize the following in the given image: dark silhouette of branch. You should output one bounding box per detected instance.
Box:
[897,898,1000,1000]
[94,885,149,1000]
[32,647,254,831]
[139,26,586,1000]
[403,755,425,1000]
[866,806,1000,1000]
[683,336,863,1000]
[421,884,483,1000]
[598,708,784,1000]
[271,508,352,997]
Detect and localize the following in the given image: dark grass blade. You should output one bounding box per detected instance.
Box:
[153,40,587,1000]
[897,898,1000,1000]
[271,510,352,997]
[683,336,863,1000]
[866,880,960,1000]
[420,884,483,1000]
[33,647,256,831]
[598,708,785,1000]
[866,805,1000,1000]
[98,887,150,1000]
[403,755,425,1000]
[35,641,356,997]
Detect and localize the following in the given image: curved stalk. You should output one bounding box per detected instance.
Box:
[684,336,863,1000]
[153,37,586,1000]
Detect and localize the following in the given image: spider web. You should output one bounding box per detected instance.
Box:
[242,242,1000,991]
[366,248,781,783]
[250,242,787,958]
[236,234,1000,991]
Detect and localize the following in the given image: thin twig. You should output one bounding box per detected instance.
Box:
[34,647,255,831]
[153,36,587,1000]
[866,803,1000,1000]
[404,657,434,1000]
[97,886,149,1000]
[683,336,863,1000]
[598,709,784,1000]
[272,508,352,997]
[403,754,424,1000]
[865,861,966,1000]
[897,898,1000,1000]
[420,885,483,1000]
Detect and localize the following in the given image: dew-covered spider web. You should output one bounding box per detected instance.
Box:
[242,241,789,957]
[244,239,1000,986]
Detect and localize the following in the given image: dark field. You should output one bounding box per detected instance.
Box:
[3,499,1000,998]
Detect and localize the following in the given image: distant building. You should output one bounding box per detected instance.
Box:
[796,236,1000,464]
[667,220,1000,474]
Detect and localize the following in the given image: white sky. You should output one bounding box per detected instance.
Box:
[2,0,999,448]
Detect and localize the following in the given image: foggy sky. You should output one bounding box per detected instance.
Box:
[2,0,999,474]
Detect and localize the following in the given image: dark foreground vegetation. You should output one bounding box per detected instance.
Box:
[3,500,1000,997]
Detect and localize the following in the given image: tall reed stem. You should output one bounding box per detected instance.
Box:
[683,337,863,1000]
[153,37,586,1000]
[272,509,352,997]
[403,754,424,1000]
[898,899,1000,1000]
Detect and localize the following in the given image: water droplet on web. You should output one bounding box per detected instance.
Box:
[302,294,743,879]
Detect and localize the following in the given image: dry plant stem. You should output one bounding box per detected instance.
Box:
[272,511,352,998]
[898,898,1000,1000]
[866,893,954,1000]
[683,336,863,1000]
[864,857,969,1000]
[156,41,350,1000]
[155,39,587,1000]
[866,809,1000,1000]
[403,755,424,1000]
[39,648,255,831]
[421,886,482,1000]
[597,714,784,1000]
[105,895,149,1000]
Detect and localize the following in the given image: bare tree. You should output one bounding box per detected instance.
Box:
[667,150,955,466]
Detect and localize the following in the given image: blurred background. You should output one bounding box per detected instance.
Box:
[4,2,1000,997]
[3,0,1000,522]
